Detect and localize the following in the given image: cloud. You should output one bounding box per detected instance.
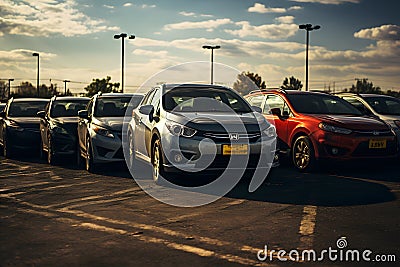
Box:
[142,4,156,8]
[123,3,133,7]
[275,16,295,24]
[225,21,298,39]
[248,3,286,13]
[104,5,114,9]
[164,18,233,31]
[179,11,196,17]
[354,24,400,41]
[0,0,119,37]
[132,49,170,58]
[290,0,360,5]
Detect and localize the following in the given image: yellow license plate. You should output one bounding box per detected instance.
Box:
[222,144,248,155]
[369,139,387,149]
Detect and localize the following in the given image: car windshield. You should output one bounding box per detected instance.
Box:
[94,96,142,117]
[8,101,47,117]
[163,87,252,113]
[287,94,362,115]
[51,99,89,118]
[364,96,400,115]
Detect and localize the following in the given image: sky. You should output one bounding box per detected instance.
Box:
[1,0,399,94]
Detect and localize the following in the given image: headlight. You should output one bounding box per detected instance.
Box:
[319,122,352,135]
[262,125,277,138]
[93,124,114,138]
[51,125,69,135]
[165,121,197,138]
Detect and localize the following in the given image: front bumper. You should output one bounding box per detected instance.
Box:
[90,131,123,164]
[52,133,77,156]
[7,127,41,149]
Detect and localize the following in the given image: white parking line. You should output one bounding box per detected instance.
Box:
[298,205,317,250]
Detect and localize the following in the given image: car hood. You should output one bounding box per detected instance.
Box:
[53,117,79,124]
[93,117,124,131]
[166,111,269,133]
[9,117,40,128]
[310,115,389,131]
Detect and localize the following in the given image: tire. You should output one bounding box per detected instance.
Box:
[3,131,13,158]
[152,139,166,184]
[47,135,57,165]
[127,130,136,170]
[292,136,316,172]
[85,137,95,173]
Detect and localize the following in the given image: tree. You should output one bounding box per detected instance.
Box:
[10,82,61,98]
[349,78,382,94]
[281,76,303,90]
[233,71,267,95]
[84,76,120,97]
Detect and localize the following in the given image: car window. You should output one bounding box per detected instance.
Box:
[247,95,264,108]
[94,97,140,117]
[286,94,362,115]
[342,96,371,115]
[265,95,287,114]
[364,96,400,115]
[163,87,252,113]
[8,101,47,117]
[50,100,89,118]
[142,89,156,106]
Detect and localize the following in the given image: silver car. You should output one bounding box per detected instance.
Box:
[77,93,144,172]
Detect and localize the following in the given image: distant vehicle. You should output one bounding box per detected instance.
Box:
[127,84,278,184]
[77,93,144,172]
[37,96,90,165]
[337,93,400,147]
[0,98,48,158]
[244,90,398,171]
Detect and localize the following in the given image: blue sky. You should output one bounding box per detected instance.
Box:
[1,0,399,94]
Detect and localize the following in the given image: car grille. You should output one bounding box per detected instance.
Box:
[201,132,261,142]
[353,130,393,137]
[195,154,261,169]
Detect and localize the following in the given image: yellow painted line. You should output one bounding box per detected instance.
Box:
[298,205,317,250]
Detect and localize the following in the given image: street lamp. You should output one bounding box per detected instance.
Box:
[63,80,70,95]
[114,33,135,93]
[32,52,40,97]
[7,79,14,99]
[202,45,220,84]
[299,24,320,91]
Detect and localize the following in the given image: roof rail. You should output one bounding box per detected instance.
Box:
[248,88,286,94]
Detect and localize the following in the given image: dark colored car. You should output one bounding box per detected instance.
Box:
[0,98,48,158]
[77,93,144,172]
[127,84,278,184]
[337,93,400,147]
[0,103,5,112]
[38,96,90,165]
[244,90,397,171]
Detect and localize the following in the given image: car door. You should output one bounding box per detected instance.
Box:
[135,89,156,159]
[263,94,290,146]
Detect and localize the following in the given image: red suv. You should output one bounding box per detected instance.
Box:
[245,90,397,171]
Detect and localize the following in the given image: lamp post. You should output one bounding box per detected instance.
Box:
[299,24,320,91]
[114,33,135,93]
[7,79,14,99]
[202,45,220,84]
[63,80,70,95]
[32,52,40,97]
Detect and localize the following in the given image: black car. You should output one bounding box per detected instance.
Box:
[0,98,48,158]
[77,93,143,172]
[38,96,89,165]
[127,84,278,184]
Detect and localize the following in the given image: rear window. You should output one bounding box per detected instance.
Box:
[8,101,47,117]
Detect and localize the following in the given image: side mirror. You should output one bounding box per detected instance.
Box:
[270,108,282,117]
[252,106,262,113]
[0,111,5,118]
[139,105,155,122]
[78,110,89,119]
[37,110,46,119]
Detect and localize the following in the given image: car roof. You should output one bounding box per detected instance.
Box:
[98,93,144,97]
[53,96,90,101]
[12,98,49,102]
[162,83,230,91]
[248,89,332,97]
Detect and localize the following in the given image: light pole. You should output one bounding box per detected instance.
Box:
[299,24,320,91]
[32,52,40,97]
[114,33,135,93]
[7,79,14,99]
[202,45,220,84]
[63,80,70,95]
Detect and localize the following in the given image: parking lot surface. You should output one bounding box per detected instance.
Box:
[1,156,399,266]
